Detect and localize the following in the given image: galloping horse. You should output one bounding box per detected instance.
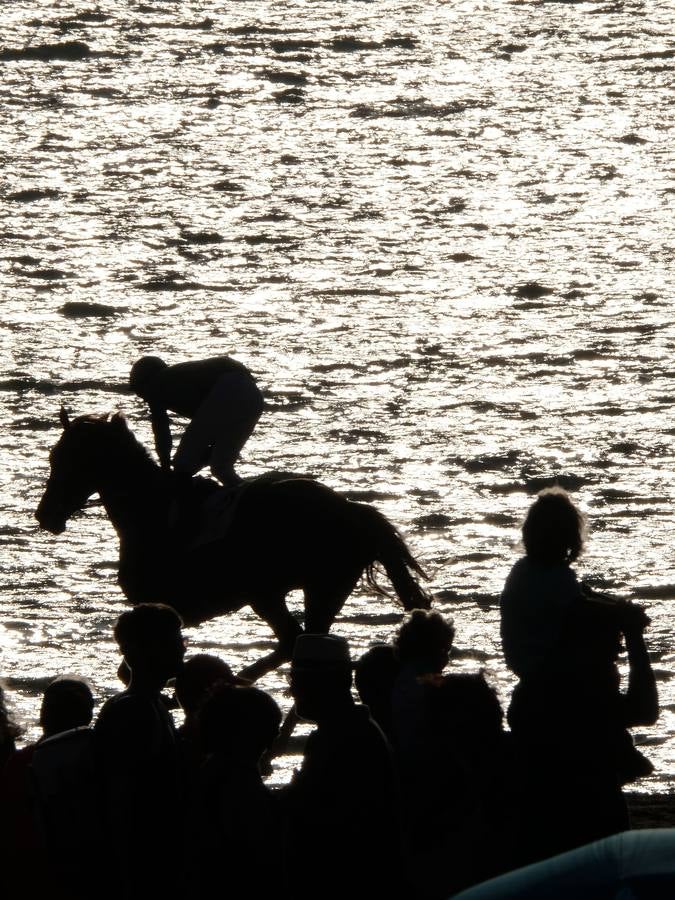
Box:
[36,411,430,679]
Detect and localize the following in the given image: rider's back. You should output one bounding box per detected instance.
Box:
[150,357,251,417]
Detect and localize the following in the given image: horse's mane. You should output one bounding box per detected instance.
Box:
[72,412,157,472]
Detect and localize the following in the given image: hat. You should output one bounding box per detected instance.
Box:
[292,634,351,668]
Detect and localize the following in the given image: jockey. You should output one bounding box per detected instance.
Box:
[129,355,264,488]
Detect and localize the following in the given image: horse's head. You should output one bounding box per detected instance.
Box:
[36,409,133,534]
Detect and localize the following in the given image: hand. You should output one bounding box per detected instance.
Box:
[621,602,651,633]
[258,749,273,778]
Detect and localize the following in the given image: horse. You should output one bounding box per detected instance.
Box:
[36,410,431,679]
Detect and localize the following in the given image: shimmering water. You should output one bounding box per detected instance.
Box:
[1,0,674,787]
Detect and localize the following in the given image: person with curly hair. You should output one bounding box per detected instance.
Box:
[500,487,658,862]
[391,608,455,765]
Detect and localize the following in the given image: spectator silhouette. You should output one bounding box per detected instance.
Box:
[1,677,94,894]
[184,684,283,898]
[354,643,400,742]
[0,684,24,886]
[385,608,457,890]
[391,609,455,765]
[94,603,186,900]
[174,653,248,778]
[501,487,658,861]
[284,634,407,900]
[413,672,516,896]
[39,676,95,737]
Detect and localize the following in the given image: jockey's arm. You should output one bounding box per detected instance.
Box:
[150,403,172,471]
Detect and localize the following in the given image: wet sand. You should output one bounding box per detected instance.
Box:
[627,792,675,830]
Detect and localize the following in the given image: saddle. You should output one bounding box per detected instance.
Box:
[171,470,311,550]
[166,474,245,550]
[190,482,246,549]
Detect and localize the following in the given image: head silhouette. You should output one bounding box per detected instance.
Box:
[40,676,95,738]
[355,644,400,704]
[428,672,504,751]
[394,609,455,674]
[175,654,247,720]
[290,634,353,723]
[129,355,167,400]
[113,603,185,687]
[354,644,400,736]
[522,487,585,564]
[198,684,281,764]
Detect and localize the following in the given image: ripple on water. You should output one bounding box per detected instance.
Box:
[1,0,674,785]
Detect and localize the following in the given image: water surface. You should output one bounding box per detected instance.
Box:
[1,0,674,786]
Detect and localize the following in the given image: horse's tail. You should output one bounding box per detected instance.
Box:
[353,502,432,611]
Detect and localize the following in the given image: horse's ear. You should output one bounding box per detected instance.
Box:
[59,407,71,430]
[111,411,128,430]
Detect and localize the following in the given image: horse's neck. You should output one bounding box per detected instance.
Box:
[98,466,168,537]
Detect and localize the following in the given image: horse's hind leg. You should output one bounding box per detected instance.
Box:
[238,595,302,682]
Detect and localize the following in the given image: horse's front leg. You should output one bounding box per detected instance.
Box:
[303,567,362,634]
[238,594,302,682]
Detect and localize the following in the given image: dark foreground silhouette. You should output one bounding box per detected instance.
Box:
[501,487,658,863]
[0,606,663,900]
[95,604,186,900]
[284,633,408,900]
[36,411,430,679]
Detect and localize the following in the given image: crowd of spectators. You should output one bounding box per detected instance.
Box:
[0,488,665,897]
